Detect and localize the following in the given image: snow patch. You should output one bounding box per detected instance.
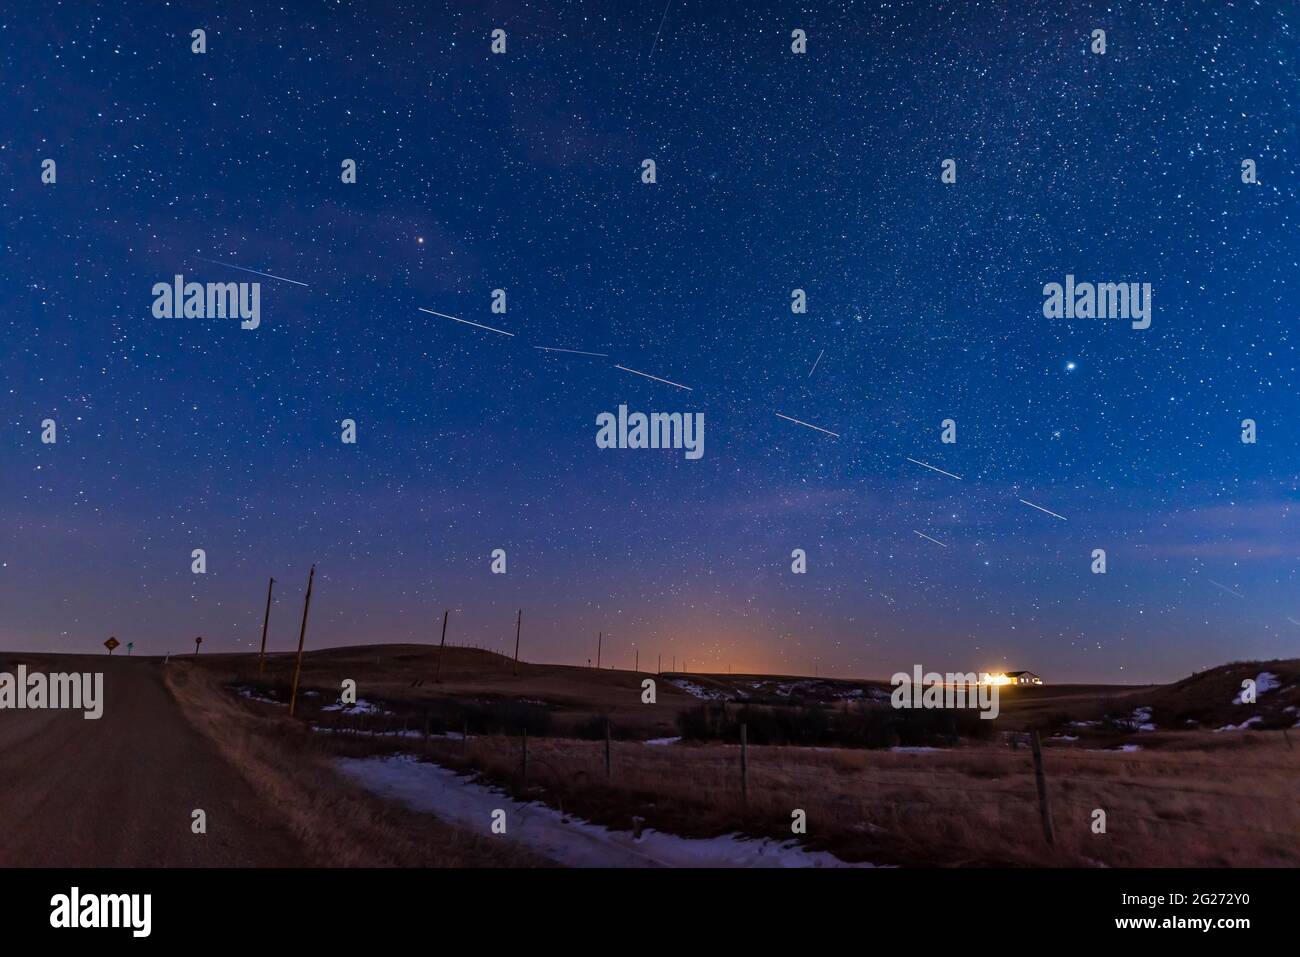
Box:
[1233,672,1280,705]
[1129,707,1157,731]
[643,736,681,746]
[1214,716,1263,733]
[313,726,424,738]
[336,754,875,868]
[234,686,285,706]
[322,698,392,715]
[667,679,726,701]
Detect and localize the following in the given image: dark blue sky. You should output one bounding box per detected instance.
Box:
[2,1,1296,682]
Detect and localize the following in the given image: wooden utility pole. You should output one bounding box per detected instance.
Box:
[435,609,449,683]
[635,649,639,673]
[596,632,602,670]
[657,653,661,675]
[740,723,749,804]
[287,564,316,717]
[257,576,275,679]
[1030,730,1056,846]
[512,609,522,676]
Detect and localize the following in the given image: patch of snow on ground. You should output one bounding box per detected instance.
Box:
[235,687,285,705]
[1087,744,1143,752]
[1233,672,1280,704]
[889,746,945,753]
[336,754,875,868]
[1215,716,1264,732]
[643,737,681,746]
[321,698,391,714]
[1130,707,1157,731]
[1052,735,1080,742]
[313,726,424,738]
[667,679,726,701]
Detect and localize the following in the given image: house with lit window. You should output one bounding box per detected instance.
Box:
[1004,671,1043,686]
[981,670,1044,686]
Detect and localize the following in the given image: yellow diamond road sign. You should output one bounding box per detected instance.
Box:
[104,637,120,653]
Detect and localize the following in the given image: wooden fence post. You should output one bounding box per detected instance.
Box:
[435,609,449,683]
[257,576,275,679]
[287,564,316,717]
[740,722,748,804]
[521,728,528,783]
[513,610,522,676]
[605,719,612,780]
[1030,730,1056,846]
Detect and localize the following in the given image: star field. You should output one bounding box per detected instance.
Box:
[1,1,1296,682]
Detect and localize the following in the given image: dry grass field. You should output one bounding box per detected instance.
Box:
[178,644,1300,867]
[165,661,547,867]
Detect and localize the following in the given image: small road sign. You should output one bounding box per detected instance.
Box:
[194,636,203,655]
[104,637,120,654]
[127,641,134,655]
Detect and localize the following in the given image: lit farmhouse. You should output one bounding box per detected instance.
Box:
[981,671,1044,686]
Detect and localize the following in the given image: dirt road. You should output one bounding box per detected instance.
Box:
[0,655,308,866]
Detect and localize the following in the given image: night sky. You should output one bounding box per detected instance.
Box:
[2,1,1296,683]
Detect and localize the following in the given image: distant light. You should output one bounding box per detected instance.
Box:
[1066,361,1077,371]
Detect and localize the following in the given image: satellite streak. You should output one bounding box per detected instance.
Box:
[807,349,824,378]
[1018,499,1067,521]
[419,308,514,337]
[649,0,672,57]
[775,413,839,437]
[913,530,948,548]
[195,257,308,287]
[1207,579,1244,599]
[613,364,692,390]
[534,346,609,357]
[907,457,962,480]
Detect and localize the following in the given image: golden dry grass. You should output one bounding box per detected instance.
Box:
[413,732,1300,867]
[213,644,695,737]
[180,645,1300,867]
[164,660,547,867]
